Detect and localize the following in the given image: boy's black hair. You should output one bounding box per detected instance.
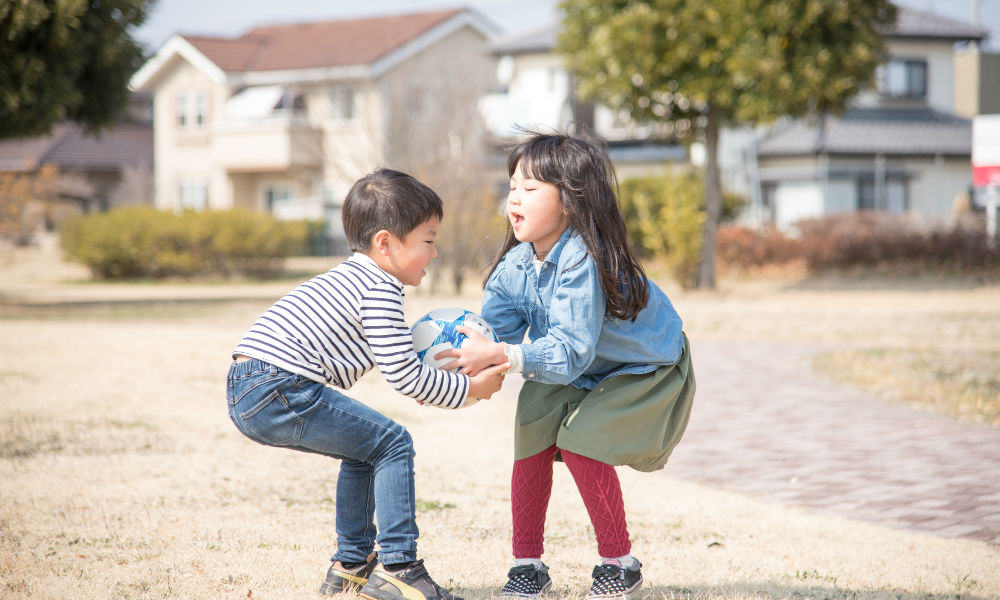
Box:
[342,168,444,252]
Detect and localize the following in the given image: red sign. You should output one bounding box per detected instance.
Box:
[973,115,1000,188]
[973,165,1000,187]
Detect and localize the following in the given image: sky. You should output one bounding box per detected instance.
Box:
[132,0,1000,53]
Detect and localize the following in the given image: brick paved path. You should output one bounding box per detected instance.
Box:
[665,340,1000,545]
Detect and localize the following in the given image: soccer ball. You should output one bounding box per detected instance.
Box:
[410,308,501,408]
[410,307,499,371]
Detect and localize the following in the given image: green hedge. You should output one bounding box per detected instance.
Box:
[620,170,744,288]
[60,207,308,279]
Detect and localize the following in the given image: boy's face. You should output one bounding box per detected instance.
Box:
[370,216,439,286]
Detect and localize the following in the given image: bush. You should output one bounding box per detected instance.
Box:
[620,170,745,288]
[716,224,801,270]
[60,207,308,279]
[796,213,999,272]
[715,213,1000,275]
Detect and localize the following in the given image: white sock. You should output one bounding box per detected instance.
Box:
[601,554,638,569]
[514,558,544,568]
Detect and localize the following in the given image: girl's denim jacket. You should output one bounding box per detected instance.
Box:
[482,229,685,390]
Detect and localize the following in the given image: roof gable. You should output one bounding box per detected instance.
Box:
[132,8,499,90]
[230,9,462,71]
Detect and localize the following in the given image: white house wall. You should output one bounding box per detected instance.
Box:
[774,182,824,230]
[823,179,857,215]
[906,157,973,221]
[854,39,957,113]
[485,51,569,135]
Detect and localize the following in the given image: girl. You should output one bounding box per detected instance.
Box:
[441,131,695,599]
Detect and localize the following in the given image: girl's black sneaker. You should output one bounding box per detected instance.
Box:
[499,563,552,598]
[586,560,642,599]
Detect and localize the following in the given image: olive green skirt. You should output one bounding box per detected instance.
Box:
[513,334,695,472]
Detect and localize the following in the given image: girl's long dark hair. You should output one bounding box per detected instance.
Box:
[485,130,649,321]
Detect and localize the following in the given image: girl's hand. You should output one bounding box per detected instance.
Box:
[468,361,511,400]
[435,325,508,376]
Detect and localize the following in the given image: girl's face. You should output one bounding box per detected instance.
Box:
[507,160,569,257]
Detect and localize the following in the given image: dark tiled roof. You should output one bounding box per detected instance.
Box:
[184,9,463,72]
[492,23,558,55]
[890,6,987,40]
[0,124,75,169]
[0,123,153,172]
[756,108,971,157]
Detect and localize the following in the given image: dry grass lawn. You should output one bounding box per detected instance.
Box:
[1,248,998,600]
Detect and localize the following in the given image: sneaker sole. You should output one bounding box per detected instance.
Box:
[499,579,552,599]
[360,579,447,600]
[585,576,642,600]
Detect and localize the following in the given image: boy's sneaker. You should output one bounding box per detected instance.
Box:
[499,563,552,598]
[359,559,463,600]
[586,560,642,599]
[319,553,379,595]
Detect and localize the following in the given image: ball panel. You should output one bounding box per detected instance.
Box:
[409,307,500,408]
[411,319,445,353]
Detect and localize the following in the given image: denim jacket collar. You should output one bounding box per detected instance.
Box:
[510,228,576,270]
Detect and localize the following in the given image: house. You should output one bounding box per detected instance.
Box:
[130,8,500,251]
[0,104,154,237]
[475,5,991,230]
[478,24,686,182]
[955,46,1000,119]
[753,7,988,229]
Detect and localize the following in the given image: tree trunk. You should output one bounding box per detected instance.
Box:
[697,105,722,289]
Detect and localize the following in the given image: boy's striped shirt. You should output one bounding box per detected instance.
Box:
[233,253,469,409]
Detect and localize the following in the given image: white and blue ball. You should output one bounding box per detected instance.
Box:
[410,307,499,371]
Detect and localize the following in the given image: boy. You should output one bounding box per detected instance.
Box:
[226,168,509,600]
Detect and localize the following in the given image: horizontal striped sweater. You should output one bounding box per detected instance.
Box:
[233,253,469,409]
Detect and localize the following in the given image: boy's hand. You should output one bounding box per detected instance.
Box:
[435,326,507,376]
[467,361,511,401]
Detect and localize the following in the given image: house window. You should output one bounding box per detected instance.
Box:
[410,87,426,114]
[263,184,294,212]
[879,59,927,99]
[177,91,208,129]
[328,86,355,121]
[857,178,907,212]
[179,178,208,211]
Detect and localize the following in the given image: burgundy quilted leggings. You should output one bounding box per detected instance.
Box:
[511,444,630,558]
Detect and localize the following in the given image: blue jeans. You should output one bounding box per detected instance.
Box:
[226,357,418,565]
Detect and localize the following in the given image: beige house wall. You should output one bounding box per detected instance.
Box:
[955,48,981,119]
[316,82,385,203]
[379,26,496,178]
[143,18,497,222]
[151,59,224,212]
